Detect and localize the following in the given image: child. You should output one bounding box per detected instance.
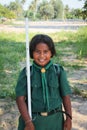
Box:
[15,34,72,130]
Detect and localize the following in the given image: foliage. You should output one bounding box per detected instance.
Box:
[28,0,39,20]
[82,0,87,20]
[64,6,82,19]
[0,0,86,20]
[70,9,82,19]
[6,1,23,18]
[0,4,16,19]
[25,0,85,20]
[37,1,54,20]
[28,0,63,20]
[64,5,70,19]
[50,0,63,19]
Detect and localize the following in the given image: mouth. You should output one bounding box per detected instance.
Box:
[38,59,46,63]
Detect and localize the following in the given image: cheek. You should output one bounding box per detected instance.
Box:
[33,53,38,59]
[48,52,52,57]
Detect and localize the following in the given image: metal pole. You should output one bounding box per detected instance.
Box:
[25,17,32,118]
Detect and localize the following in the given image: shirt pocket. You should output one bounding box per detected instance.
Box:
[48,76,60,98]
[31,77,43,99]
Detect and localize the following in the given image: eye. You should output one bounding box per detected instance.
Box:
[44,50,49,53]
[34,50,41,54]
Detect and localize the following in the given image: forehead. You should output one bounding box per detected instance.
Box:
[35,43,49,50]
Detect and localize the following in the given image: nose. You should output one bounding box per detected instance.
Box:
[40,52,44,57]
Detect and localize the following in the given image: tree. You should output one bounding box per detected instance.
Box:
[50,0,63,19]
[7,0,23,17]
[21,0,26,3]
[82,0,87,19]
[20,0,65,20]
[69,9,80,19]
[37,0,54,20]
[28,0,39,20]
[64,5,70,19]
[74,9,82,19]
[78,0,87,20]
[0,4,16,20]
[64,3,83,19]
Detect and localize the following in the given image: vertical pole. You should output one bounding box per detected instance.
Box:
[25,17,32,118]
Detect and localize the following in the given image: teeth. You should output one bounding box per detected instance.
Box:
[39,59,45,62]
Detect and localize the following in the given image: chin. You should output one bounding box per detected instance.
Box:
[39,63,46,66]
[40,64,45,66]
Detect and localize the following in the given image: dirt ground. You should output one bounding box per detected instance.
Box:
[0,96,87,130]
[0,25,87,130]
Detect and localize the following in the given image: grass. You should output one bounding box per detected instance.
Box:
[72,86,87,98]
[70,27,87,59]
[0,27,87,99]
[0,33,25,98]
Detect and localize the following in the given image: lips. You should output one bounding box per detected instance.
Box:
[39,59,46,62]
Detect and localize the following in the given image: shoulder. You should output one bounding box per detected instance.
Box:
[53,63,67,76]
[20,67,26,75]
[20,65,32,76]
[53,63,64,71]
[18,67,27,80]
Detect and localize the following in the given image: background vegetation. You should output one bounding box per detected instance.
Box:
[0,0,87,21]
[0,27,87,99]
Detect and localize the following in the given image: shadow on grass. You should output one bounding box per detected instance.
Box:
[0,38,26,99]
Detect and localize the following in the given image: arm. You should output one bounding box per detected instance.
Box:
[63,95,72,130]
[16,96,35,130]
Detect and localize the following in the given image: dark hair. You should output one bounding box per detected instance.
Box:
[29,34,56,58]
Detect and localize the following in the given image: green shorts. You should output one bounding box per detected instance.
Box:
[18,112,64,130]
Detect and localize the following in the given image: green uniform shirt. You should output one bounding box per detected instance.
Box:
[15,63,71,112]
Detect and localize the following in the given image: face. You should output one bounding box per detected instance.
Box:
[33,43,52,66]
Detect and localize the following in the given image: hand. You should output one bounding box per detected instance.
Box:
[64,118,72,130]
[24,121,35,130]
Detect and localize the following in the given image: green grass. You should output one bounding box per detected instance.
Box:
[72,86,87,98]
[0,27,87,99]
[0,33,25,98]
[68,27,87,58]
